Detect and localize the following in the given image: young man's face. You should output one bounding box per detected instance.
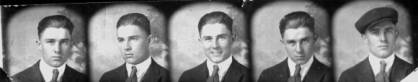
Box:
[363,21,397,58]
[39,27,72,67]
[282,27,316,64]
[117,25,150,65]
[199,23,233,64]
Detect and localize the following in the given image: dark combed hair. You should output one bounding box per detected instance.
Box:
[198,11,233,34]
[116,13,150,35]
[279,11,315,37]
[37,15,74,37]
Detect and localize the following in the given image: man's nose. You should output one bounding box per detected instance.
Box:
[124,41,132,51]
[209,39,220,49]
[379,32,388,43]
[295,43,302,53]
[53,43,61,54]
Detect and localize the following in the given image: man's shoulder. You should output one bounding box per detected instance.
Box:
[183,62,206,75]
[102,64,126,76]
[262,59,288,74]
[13,62,40,79]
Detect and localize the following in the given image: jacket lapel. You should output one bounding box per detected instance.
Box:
[358,58,375,82]
[141,59,160,82]
[389,56,414,82]
[32,61,45,82]
[303,58,328,82]
[222,58,247,82]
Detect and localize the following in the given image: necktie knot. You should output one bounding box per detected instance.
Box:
[213,65,219,72]
[131,66,137,73]
[376,61,389,82]
[207,65,220,82]
[51,69,59,82]
[295,64,301,76]
[127,66,138,82]
[380,61,387,72]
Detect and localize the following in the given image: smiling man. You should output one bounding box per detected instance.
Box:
[258,11,331,82]
[12,15,87,82]
[99,13,169,82]
[178,11,249,82]
[338,7,414,82]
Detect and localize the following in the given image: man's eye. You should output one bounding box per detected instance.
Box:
[117,38,124,42]
[46,40,55,43]
[203,37,212,41]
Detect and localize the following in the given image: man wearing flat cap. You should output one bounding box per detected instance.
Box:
[338,7,415,82]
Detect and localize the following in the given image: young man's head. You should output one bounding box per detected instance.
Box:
[37,15,74,67]
[116,13,151,65]
[355,7,398,59]
[279,11,317,65]
[198,11,234,64]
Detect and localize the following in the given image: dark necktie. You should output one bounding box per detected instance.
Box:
[127,66,138,82]
[51,69,58,82]
[375,61,389,82]
[288,64,301,82]
[207,65,219,82]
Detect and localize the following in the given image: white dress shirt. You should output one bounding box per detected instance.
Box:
[39,59,66,82]
[288,56,314,80]
[207,56,233,81]
[126,57,152,82]
[368,53,395,76]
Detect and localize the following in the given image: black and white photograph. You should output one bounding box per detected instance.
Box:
[169,2,250,82]
[4,5,88,82]
[88,3,170,82]
[1,0,418,82]
[251,1,332,82]
[333,1,414,82]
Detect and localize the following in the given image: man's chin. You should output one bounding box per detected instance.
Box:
[49,62,65,67]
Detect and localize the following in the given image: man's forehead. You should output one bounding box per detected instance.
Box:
[117,25,148,37]
[40,27,71,39]
[200,23,231,36]
[282,27,313,40]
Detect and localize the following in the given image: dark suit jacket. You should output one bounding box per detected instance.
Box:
[179,58,250,82]
[12,61,87,82]
[258,58,332,82]
[0,68,10,82]
[339,56,415,82]
[100,59,170,82]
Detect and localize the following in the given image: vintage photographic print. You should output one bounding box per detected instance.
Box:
[251,1,331,82]
[88,3,169,82]
[3,5,88,82]
[169,2,249,82]
[333,1,414,82]
[0,0,417,82]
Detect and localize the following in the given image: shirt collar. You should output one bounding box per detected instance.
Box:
[207,56,233,81]
[368,53,395,75]
[126,57,152,80]
[39,59,66,82]
[288,56,314,81]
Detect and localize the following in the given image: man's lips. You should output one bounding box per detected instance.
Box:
[125,53,134,57]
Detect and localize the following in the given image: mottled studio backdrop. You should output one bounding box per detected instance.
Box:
[169,2,248,82]
[88,3,168,82]
[251,1,330,81]
[5,6,86,75]
[333,1,412,80]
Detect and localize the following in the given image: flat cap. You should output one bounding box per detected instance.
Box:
[355,7,398,34]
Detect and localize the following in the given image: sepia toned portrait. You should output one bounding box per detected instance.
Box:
[333,1,414,82]
[252,1,332,82]
[169,2,250,82]
[4,5,88,82]
[88,3,169,82]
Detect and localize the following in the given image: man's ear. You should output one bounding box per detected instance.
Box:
[361,34,368,42]
[36,40,42,49]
